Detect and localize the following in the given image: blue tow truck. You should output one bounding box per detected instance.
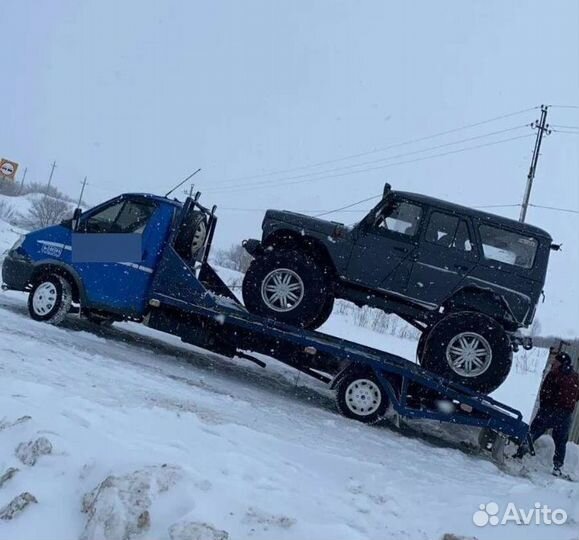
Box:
[2,191,535,459]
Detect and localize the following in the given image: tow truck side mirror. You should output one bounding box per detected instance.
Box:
[72,208,82,231]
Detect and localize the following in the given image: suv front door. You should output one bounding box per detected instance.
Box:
[347,198,422,295]
[407,211,478,306]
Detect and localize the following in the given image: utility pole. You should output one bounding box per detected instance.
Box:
[18,167,28,195]
[46,161,57,192]
[77,176,87,208]
[184,183,195,199]
[519,105,550,222]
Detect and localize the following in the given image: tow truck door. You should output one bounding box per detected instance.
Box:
[71,196,174,315]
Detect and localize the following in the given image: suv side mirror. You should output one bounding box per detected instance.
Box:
[72,208,82,231]
[383,183,392,199]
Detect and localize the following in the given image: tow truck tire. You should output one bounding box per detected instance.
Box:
[175,211,207,260]
[335,371,388,424]
[242,250,331,329]
[420,312,512,393]
[28,274,72,325]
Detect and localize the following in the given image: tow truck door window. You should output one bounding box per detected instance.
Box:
[83,201,155,234]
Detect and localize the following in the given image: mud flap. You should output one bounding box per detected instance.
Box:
[478,428,507,465]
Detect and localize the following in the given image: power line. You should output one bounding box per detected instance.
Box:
[529,203,579,215]
[206,124,530,194]
[201,106,539,188]
[552,129,579,135]
[314,195,381,217]
[207,133,536,195]
[218,202,523,215]
[473,204,520,209]
[548,104,579,109]
[550,124,579,130]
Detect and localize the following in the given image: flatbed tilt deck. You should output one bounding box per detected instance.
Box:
[145,195,533,460]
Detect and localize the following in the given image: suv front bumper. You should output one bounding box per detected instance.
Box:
[1,250,34,291]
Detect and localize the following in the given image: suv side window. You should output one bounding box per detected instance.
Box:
[83,200,156,234]
[376,201,422,237]
[479,225,538,268]
[425,212,473,252]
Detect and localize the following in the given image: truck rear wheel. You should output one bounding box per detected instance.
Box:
[28,274,72,325]
[420,312,512,393]
[335,371,388,424]
[242,250,331,328]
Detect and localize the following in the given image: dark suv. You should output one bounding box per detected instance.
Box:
[242,184,554,392]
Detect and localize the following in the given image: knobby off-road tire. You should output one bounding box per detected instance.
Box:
[419,311,512,393]
[242,250,332,329]
[307,294,335,329]
[174,211,207,261]
[335,370,389,424]
[28,274,73,325]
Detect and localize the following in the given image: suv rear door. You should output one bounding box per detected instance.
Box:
[465,221,542,325]
[346,197,422,294]
[407,210,478,306]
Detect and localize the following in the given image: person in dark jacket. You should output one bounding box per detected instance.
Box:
[515,352,579,475]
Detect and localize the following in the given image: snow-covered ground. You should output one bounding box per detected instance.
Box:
[1,222,578,540]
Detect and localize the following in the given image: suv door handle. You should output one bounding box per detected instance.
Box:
[454,263,469,271]
[393,246,409,254]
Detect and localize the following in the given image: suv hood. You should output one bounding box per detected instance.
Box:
[264,210,341,236]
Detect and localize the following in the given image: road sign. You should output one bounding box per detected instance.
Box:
[0,159,18,180]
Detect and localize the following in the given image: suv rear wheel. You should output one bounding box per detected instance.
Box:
[242,250,332,328]
[419,312,512,393]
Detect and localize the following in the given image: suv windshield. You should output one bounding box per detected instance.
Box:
[479,225,538,269]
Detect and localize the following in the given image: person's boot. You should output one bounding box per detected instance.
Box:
[552,466,563,477]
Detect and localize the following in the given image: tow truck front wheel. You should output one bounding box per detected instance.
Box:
[28,274,72,325]
[335,371,389,424]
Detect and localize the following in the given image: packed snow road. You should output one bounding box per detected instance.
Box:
[0,290,577,540]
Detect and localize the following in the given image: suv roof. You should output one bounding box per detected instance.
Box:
[396,190,552,241]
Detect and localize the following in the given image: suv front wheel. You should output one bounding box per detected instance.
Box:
[242,250,332,329]
[419,312,512,393]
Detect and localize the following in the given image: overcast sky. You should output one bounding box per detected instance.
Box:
[1,0,578,336]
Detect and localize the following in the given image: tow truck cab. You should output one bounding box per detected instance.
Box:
[2,193,204,318]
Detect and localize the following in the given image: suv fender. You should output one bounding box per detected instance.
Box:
[445,286,518,329]
[261,229,337,277]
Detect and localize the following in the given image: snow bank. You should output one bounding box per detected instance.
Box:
[0,289,577,540]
